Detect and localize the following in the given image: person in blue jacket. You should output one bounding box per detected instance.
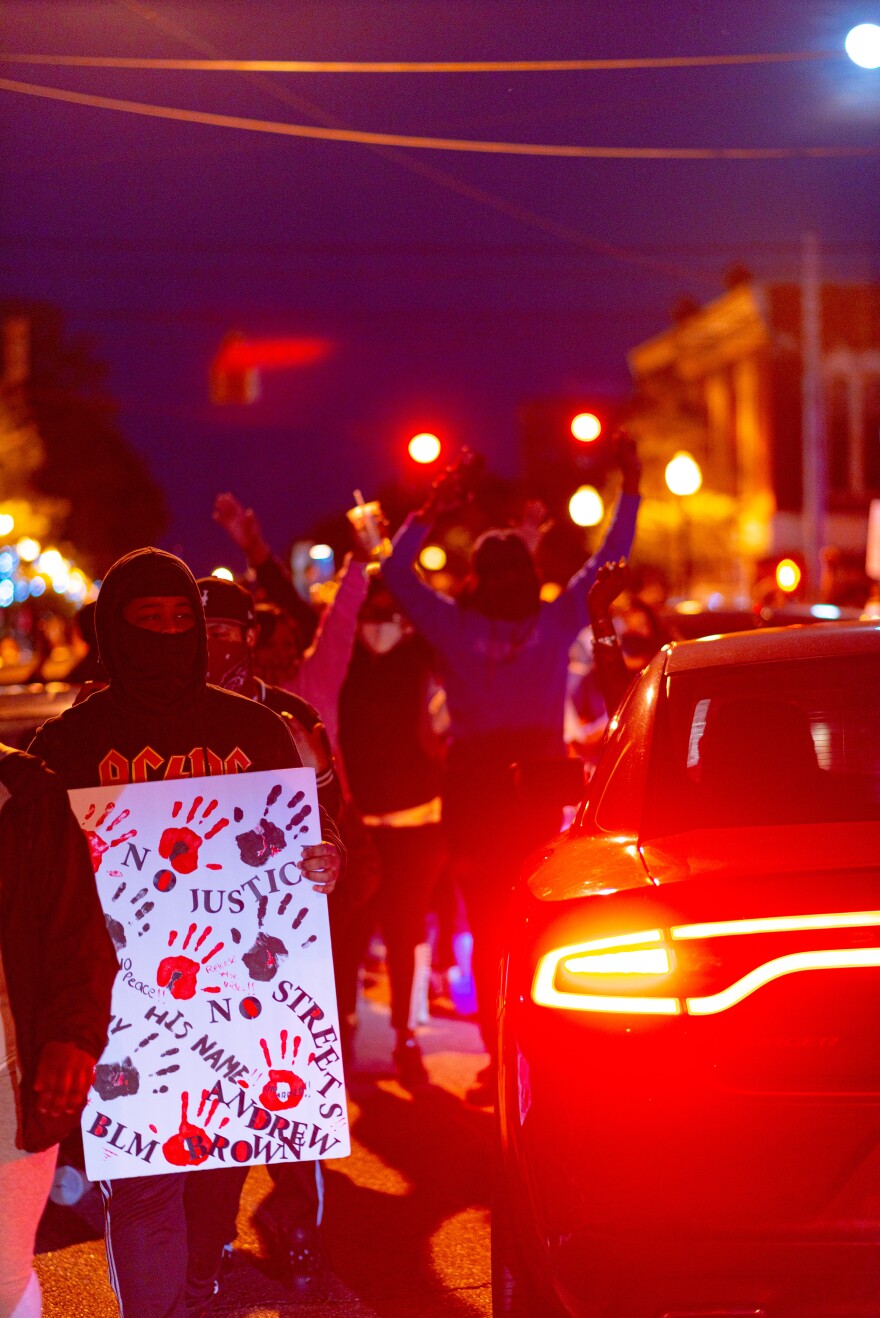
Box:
[380,437,641,1097]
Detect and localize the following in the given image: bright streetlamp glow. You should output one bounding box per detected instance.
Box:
[845,23,880,68]
[408,432,442,464]
[665,451,703,497]
[0,514,14,537]
[568,485,604,527]
[776,558,801,593]
[309,544,334,562]
[419,544,447,571]
[37,549,67,578]
[570,412,602,443]
[17,537,41,562]
[211,566,234,581]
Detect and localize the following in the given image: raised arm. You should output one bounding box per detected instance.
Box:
[379,474,462,651]
[213,492,318,648]
[588,559,634,715]
[552,434,642,637]
[295,553,369,720]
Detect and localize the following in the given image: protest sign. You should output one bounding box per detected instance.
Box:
[71,768,349,1180]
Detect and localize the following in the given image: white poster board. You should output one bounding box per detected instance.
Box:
[71,769,349,1180]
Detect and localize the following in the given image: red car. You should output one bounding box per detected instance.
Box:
[495,621,880,1317]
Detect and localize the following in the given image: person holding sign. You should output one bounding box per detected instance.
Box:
[197,573,343,1286]
[0,744,116,1318]
[30,547,343,1318]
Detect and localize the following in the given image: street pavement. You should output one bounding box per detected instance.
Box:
[35,971,495,1317]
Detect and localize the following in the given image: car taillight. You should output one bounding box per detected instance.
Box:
[531,911,880,1016]
[532,930,680,1015]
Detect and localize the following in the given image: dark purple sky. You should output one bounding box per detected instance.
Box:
[2,0,878,574]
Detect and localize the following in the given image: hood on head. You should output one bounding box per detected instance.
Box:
[468,528,541,620]
[95,547,208,700]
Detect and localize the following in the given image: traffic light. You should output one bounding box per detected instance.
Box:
[210,333,261,405]
[209,332,332,405]
[520,396,624,515]
[408,432,442,465]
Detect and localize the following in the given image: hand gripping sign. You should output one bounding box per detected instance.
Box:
[72,769,349,1180]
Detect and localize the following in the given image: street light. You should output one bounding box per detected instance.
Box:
[776,559,802,593]
[845,23,880,68]
[665,451,703,592]
[665,451,702,497]
[568,485,604,527]
[419,545,447,571]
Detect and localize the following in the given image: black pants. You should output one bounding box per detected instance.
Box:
[368,823,446,1033]
[261,1159,324,1235]
[202,1155,323,1251]
[443,737,561,1056]
[100,1166,247,1318]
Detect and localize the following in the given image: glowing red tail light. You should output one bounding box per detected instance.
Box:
[531,911,880,1016]
[532,930,680,1014]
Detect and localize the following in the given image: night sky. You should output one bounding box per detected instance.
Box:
[2,0,878,575]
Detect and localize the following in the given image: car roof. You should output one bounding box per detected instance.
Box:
[664,619,880,673]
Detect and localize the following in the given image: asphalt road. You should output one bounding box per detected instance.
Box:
[35,973,495,1318]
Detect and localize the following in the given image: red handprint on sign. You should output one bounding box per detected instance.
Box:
[81,802,138,873]
[157,924,225,1000]
[159,795,229,876]
[258,1031,305,1112]
[162,1089,228,1168]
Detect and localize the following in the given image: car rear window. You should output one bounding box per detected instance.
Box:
[643,653,880,835]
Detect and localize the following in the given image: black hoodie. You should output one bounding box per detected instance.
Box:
[29,548,310,792]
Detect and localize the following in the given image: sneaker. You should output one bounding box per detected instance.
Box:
[281,1225,325,1288]
[392,1036,429,1090]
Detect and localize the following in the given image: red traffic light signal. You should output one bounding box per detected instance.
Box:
[408,432,442,464]
[209,332,332,405]
[520,396,623,515]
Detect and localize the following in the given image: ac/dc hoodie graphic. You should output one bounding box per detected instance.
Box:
[29,550,336,847]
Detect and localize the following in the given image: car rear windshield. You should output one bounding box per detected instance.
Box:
[643,652,880,836]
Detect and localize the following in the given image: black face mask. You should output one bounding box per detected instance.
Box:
[114,620,201,713]
[206,637,252,693]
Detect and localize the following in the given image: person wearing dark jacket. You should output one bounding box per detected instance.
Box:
[29,547,343,1318]
[197,574,344,1286]
[338,578,446,1088]
[381,438,641,1098]
[197,575,343,823]
[0,745,117,1318]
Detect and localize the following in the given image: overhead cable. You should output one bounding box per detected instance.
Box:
[111,0,702,284]
[1,77,877,159]
[0,50,836,73]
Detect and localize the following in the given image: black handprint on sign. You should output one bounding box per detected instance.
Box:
[233,785,312,868]
[104,878,155,951]
[92,1034,181,1101]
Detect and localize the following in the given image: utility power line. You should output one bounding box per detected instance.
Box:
[0,50,835,73]
[2,77,877,160]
